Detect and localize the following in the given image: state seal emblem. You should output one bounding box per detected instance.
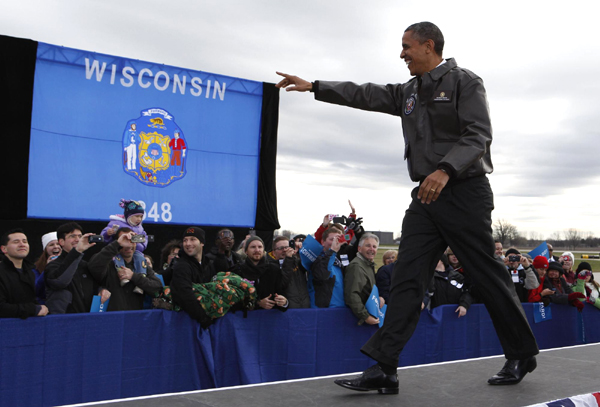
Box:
[122,108,188,187]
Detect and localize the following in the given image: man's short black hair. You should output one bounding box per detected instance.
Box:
[0,228,26,247]
[116,227,133,237]
[56,222,83,241]
[405,21,444,56]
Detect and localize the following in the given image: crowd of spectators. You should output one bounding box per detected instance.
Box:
[1,199,599,326]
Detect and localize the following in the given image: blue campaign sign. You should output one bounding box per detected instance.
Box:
[533,302,552,323]
[528,242,550,260]
[27,43,264,227]
[90,296,110,313]
[299,235,323,271]
[365,285,387,327]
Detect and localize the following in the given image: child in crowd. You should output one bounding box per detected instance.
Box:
[101,199,148,253]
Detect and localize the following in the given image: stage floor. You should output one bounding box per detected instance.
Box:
[64,343,600,407]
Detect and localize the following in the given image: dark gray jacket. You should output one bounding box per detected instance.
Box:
[315,58,493,182]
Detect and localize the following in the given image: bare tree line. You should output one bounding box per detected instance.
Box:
[493,219,598,250]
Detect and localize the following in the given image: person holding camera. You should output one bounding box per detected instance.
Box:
[101,199,148,253]
[504,248,539,302]
[268,236,310,309]
[45,222,109,314]
[88,227,161,311]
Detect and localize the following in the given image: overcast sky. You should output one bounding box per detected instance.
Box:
[2,0,599,241]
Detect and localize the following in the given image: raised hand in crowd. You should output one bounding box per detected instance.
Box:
[75,233,97,253]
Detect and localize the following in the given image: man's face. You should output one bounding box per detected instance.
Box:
[508,255,521,268]
[358,238,378,262]
[1,232,29,260]
[118,232,136,259]
[400,30,433,77]
[495,243,503,257]
[183,236,203,258]
[246,240,264,262]
[45,240,62,257]
[59,229,83,252]
[446,250,459,266]
[217,230,234,251]
[322,233,342,251]
[273,240,289,260]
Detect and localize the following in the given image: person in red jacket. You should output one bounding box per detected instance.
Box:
[528,256,551,303]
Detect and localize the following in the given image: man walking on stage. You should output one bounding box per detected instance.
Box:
[276,21,539,394]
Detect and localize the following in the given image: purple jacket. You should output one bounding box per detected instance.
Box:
[101,214,147,253]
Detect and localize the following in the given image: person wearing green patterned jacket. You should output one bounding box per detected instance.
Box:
[573,262,600,309]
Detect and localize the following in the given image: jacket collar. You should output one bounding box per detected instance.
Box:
[428,57,456,81]
[356,253,375,268]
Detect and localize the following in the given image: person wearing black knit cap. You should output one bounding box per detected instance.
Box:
[170,227,216,328]
[541,262,585,311]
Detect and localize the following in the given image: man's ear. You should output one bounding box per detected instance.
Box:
[0,245,6,255]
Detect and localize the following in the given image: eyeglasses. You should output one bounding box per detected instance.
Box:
[219,231,233,239]
[275,246,288,251]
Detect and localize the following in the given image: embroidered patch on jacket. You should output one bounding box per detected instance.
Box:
[404,95,416,115]
[433,90,452,102]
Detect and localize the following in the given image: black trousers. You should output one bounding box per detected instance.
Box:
[361,176,539,366]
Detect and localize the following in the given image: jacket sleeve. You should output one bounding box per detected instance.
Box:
[458,290,473,310]
[170,261,207,321]
[315,81,404,116]
[311,251,334,282]
[131,265,162,294]
[528,285,543,302]
[438,78,493,177]
[523,266,540,290]
[0,279,38,319]
[280,257,296,291]
[344,262,370,325]
[88,241,121,282]
[45,250,84,289]
[100,222,116,244]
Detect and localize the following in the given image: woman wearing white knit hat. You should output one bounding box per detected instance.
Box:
[32,232,62,304]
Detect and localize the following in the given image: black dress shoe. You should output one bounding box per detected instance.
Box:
[334,365,399,394]
[488,356,537,385]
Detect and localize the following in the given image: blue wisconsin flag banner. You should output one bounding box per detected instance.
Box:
[26,42,269,227]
